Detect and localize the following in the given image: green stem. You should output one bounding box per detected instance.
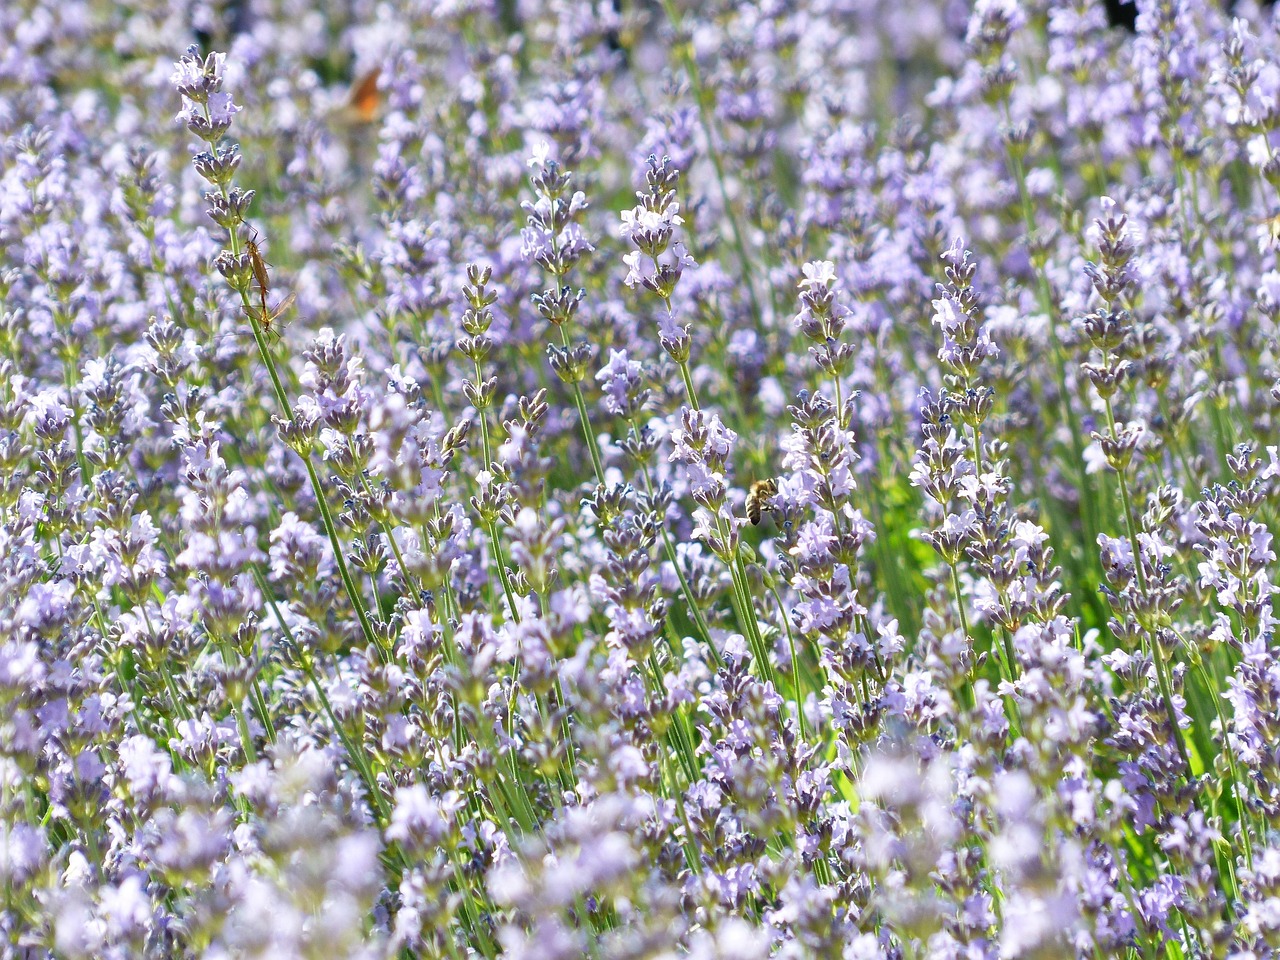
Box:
[558,325,605,486]
[215,640,258,762]
[659,0,762,326]
[160,662,192,723]
[251,565,391,828]
[303,458,384,658]
[470,359,521,625]
[677,358,701,412]
[949,565,977,714]
[304,662,390,827]
[486,521,521,624]
[200,104,381,661]
[1191,654,1253,872]
[249,676,277,746]
[628,418,720,666]
[349,452,424,608]
[1105,401,1194,779]
[771,583,809,742]
[1001,106,1102,577]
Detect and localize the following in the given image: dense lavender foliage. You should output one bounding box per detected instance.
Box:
[8,0,1280,956]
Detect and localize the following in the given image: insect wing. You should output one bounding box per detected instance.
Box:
[349,68,381,124]
[260,291,297,340]
[266,290,296,323]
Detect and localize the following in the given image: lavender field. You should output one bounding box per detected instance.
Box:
[8,0,1280,956]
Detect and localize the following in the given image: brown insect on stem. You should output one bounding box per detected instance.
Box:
[237,227,295,343]
[243,226,274,314]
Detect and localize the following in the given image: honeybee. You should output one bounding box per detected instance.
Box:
[1251,211,1280,253]
[746,478,778,525]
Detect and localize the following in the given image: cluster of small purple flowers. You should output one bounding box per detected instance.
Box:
[8,0,1280,956]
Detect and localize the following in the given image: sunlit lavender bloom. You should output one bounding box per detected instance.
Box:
[4,6,1280,956]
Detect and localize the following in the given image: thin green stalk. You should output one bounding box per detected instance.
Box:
[551,676,579,780]
[659,753,703,876]
[715,511,775,689]
[201,102,381,662]
[487,731,537,834]
[663,617,708,777]
[770,583,809,742]
[659,0,762,326]
[302,457,385,659]
[669,332,769,680]
[304,662,390,827]
[230,682,257,760]
[249,677,277,746]
[650,723,704,876]
[349,453,424,608]
[869,435,916,636]
[646,653,699,784]
[447,849,500,959]
[1000,104,1103,570]
[215,640,258,762]
[470,359,522,625]
[541,195,603,488]
[159,662,193,724]
[629,418,720,666]
[252,566,392,831]
[1104,401,1194,779]
[557,324,605,485]
[486,521,522,624]
[1191,652,1253,873]
[949,565,977,714]
[677,358,701,412]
